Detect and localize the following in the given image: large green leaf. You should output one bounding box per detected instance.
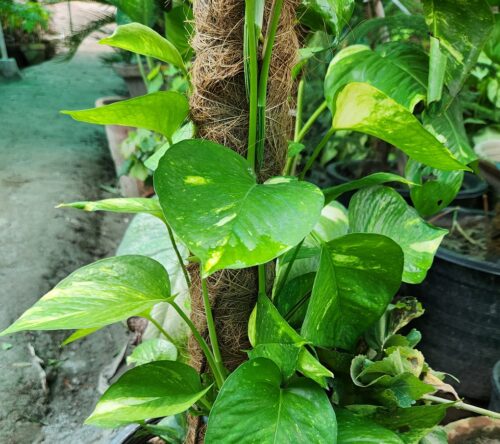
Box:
[126,338,177,366]
[86,361,209,427]
[336,409,404,444]
[332,83,467,171]
[407,100,477,217]
[62,91,189,139]
[205,358,337,443]
[0,256,171,335]
[323,172,414,204]
[423,0,494,102]
[100,23,186,73]
[58,197,165,220]
[299,0,354,38]
[154,140,324,276]
[312,200,349,242]
[301,234,403,350]
[325,43,428,114]
[349,186,447,284]
[164,2,194,61]
[112,0,158,26]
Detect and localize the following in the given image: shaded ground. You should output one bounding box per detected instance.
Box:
[0,5,131,443]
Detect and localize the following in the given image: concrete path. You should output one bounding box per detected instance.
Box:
[0,5,130,443]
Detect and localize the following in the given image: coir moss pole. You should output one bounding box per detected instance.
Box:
[187,0,299,442]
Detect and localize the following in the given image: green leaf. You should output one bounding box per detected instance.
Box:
[407,101,477,217]
[301,234,403,350]
[62,91,189,139]
[86,361,210,428]
[154,140,324,276]
[112,0,158,26]
[312,201,349,242]
[336,409,404,444]
[164,3,194,60]
[423,0,494,103]
[205,358,337,443]
[299,0,355,38]
[61,327,101,346]
[420,427,448,444]
[332,83,467,171]
[427,36,447,104]
[0,256,171,335]
[143,415,187,444]
[100,23,186,73]
[349,186,447,284]
[58,198,164,220]
[127,338,177,366]
[325,43,428,114]
[376,373,434,408]
[323,172,414,204]
[484,15,500,64]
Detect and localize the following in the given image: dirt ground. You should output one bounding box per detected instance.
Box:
[0,4,132,443]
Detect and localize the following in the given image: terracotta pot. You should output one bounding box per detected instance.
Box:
[111,63,147,98]
[95,97,153,198]
[446,416,500,443]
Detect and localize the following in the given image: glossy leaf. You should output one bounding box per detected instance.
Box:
[427,36,447,104]
[86,361,209,427]
[423,0,494,102]
[336,409,404,444]
[61,327,100,346]
[164,3,194,60]
[376,373,434,408]
[325,43,428,114]
[127,338,177,366]
[349,186,447,284]
[301,234,403,350]
[62,91,189,139]
[205,358,337,443]
[332,83,467,171]
[312,201,349,241]
[58,198,164,220]
[407,101,477,217]
[0,256,171,335]
[299,0,355,38]
[253,294,332,385]
[100,23,186,72]
[154,140,324,276]
[113,0,158,26]
[323,172,414,204]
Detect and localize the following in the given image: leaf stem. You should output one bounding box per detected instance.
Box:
[201,278,226,380]
[285,78,305,175]
[245,0,259,170]
[165,223,191,287]
[169,300,225,389]
[144,314,177,345]
[300,127,335,180]
[258,264,267,297]
[296,100,328,143]
[255,0,284,168]
[423,394,500,419]
[136,53,148,88]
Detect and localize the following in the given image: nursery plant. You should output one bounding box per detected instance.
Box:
[2,1,500,443]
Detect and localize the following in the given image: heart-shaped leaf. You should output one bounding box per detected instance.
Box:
[301,233,403,350]
[332,83,467,171]
[86,361,209,428]
[100,23,186,73]
[205,358,337,443]
[349,186,448,284]
[127,338,177,366]
[325,43,428,113]
[0,255,171,335]
[154,139,324,276]
[62,91,189,139]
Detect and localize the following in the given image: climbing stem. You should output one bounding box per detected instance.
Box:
[166,223,191,287]
[169,300,225,389]
[300,127,335,180]
[296,100,328,143]
[423,394,500,419]
[245,0,259,170]
[255,0,284,167]
[285,78,305,175]
[201,278,226,380]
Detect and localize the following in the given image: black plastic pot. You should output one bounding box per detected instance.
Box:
[324,160,488,208]
[490,361,500,412]
[412,210,500,401]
